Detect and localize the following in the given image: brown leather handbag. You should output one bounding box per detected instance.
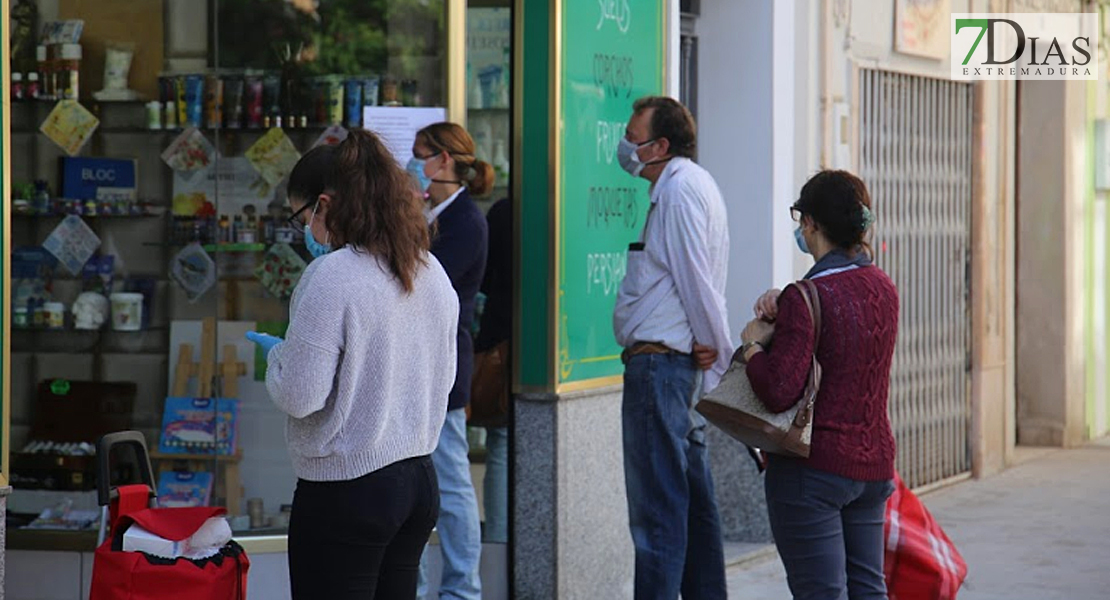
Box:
[468,340,510,427]
[695,280,822,458]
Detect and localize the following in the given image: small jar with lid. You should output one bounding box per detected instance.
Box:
[57,43,82,100]
[37,44,53,100]
[12,72,24,101]
[44,302,66,330]
[27,72,40,99]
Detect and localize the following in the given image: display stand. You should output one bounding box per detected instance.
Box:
[154,317,246,514]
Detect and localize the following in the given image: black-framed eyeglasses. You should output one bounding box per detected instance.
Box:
[287,200,318,228]
[790,204,803,222]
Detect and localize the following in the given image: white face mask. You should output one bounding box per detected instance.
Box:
[617,136,656,178]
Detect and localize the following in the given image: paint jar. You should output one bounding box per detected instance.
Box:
[361,75,380,108]
[37,45,53,100]
[13,307,29,329]
[344,78,362,127]
[324,76,344,125]
[44,302,65,330]
[174,76,188,128]
[247,498,265,529]
[146,101,162,130]
[380,76,400,107]
[245,76,264,128]
[109,293,143,331]
[205,74,224,129]
[27,72,40,99]
[183,75,205,128]
[57,43,82,100]
[224,76,244,129]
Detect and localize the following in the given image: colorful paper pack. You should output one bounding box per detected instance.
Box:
[245,128,301,186]
[170,243,217,302]
[42,215,101,275]
[40,100,100,156]
[162,127,216,174]
[157,471,214,508]
[158,397,239,456]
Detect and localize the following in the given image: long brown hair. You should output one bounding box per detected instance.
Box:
[319,129,430,292]
[416,122,495,196]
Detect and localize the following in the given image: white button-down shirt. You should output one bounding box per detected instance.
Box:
[613,157,732,391]
[425,187,465,224]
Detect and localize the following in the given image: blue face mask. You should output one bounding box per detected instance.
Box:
[794,226,810,255]
[304,203,332,258]
[406,157,432,193]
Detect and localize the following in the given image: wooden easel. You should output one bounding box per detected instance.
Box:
[155,318,247,515]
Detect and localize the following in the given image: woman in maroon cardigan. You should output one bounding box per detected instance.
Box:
[739,170,899,600]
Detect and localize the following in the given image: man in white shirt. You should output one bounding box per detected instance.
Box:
[612,96,731,600]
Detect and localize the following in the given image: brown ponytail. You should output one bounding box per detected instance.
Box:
[417,122,495,196]
[321,128,430,293]
[468,160,495,196]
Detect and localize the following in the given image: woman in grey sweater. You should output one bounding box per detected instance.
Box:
[247,130,459,599]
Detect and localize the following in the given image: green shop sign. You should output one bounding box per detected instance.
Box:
[557,0,665,388]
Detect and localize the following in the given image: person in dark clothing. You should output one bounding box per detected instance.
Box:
[475,197,512,354]
[474,196,511,543]
[408,121,491,600]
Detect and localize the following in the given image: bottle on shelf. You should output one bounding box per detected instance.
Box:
[12,72,24,101]
[37,44,53,100]
[32,180,51,215]
[493,140,510,188]
[57,43,82,100]
[27,72,40,99]
[218,215,231,243]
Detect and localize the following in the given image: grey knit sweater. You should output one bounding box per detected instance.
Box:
[265,247,459,482]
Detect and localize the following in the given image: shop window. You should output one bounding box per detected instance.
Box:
[5,0,451,545]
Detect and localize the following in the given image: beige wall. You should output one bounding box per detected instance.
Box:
[1015,80,1091,447]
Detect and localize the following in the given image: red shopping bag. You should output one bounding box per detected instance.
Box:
[883,473,968,600]
[90,484,249,600]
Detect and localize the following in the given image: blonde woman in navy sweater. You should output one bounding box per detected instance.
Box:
[407,122,492,600]
[739,170,899,600]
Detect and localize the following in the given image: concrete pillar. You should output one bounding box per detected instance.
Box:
[0,487,8,600]
[514,390,633,598]
[1016,80,1089,447]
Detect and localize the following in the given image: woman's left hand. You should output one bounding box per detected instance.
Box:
[741,319,775,346]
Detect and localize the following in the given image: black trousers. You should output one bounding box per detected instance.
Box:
[288,455,439,600]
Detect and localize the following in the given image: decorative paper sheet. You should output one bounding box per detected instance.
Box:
[312,124,349,149]
[170,243,217,302]
[40,100,100,156]
[173,157,275,217]
[254,242,307,300]
[42,215,101,275]
[245,128,301,186]
[162,127,216,174]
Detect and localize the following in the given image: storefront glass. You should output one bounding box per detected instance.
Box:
[6,0,455,543]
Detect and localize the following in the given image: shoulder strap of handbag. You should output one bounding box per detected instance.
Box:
[789,279,822,430]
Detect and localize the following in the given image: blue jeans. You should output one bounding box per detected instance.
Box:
[764,455,895,600]
[483,426,508,543]
[418,409,482,600]
[622,353,727,600]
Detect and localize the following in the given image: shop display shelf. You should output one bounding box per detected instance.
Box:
[13,212,166,220]
[144,242,270,253]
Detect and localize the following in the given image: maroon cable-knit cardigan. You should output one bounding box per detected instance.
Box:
[746,266,899,481]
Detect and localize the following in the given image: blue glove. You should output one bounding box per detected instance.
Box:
[246,331,283,358]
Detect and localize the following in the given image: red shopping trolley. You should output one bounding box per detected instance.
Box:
[90,431,249,600]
